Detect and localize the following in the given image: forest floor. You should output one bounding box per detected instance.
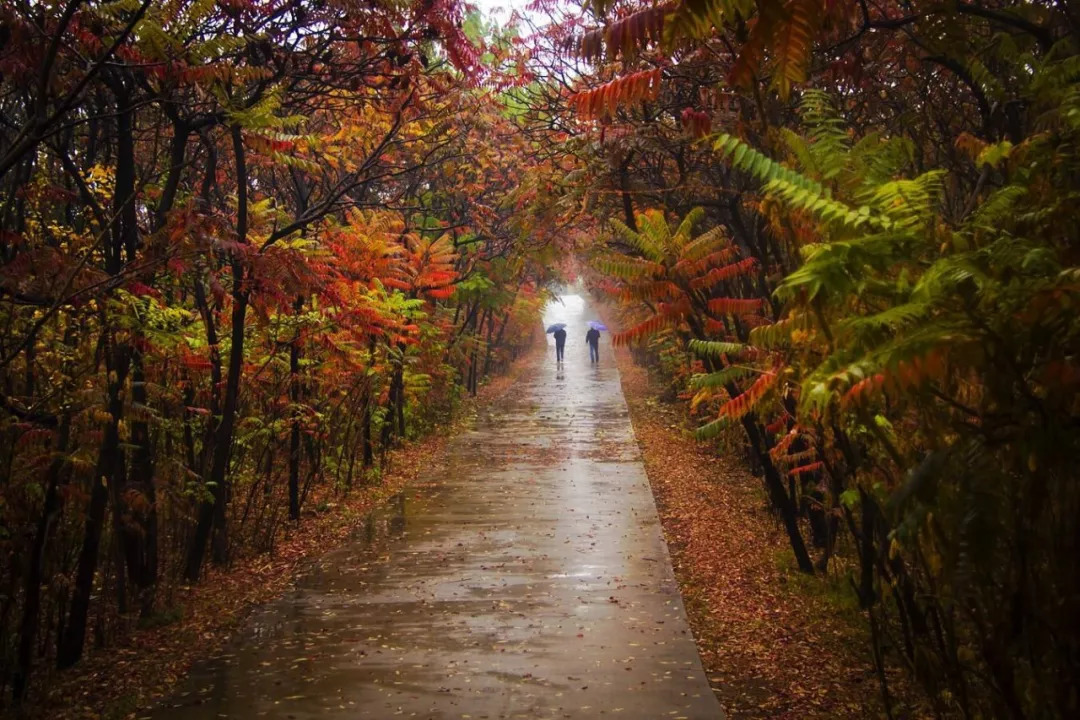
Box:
[609,342,903,719]
[26,347,540,720]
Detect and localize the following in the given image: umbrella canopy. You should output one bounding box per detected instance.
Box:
[545,323,567,333]
[587,321,608,331]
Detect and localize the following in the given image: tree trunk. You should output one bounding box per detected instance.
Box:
[108,99,144,612]
[362,341,376,467]
[362,391,374,467]
[858,487,877,608]
[382,344,406,446]
[689,309,814,574]
[185,126,250,581]
[484,311,510,377]
[395,361,406,438]
[128,350,158,617]
[204,268,246,570]
[13,416,70,700]
[472,308,491,396]
[288,297,304,522]
[738,412,815,574]
[58,94,141,667]
[58,341,128,668]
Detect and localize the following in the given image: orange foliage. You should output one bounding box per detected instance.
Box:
[690,257,759,290]
[569,69,663,120]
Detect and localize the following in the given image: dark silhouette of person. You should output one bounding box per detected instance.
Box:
[586,327,600,364]
[553,327,567,362]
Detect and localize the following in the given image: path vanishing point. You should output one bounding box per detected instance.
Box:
[155,293,723,719]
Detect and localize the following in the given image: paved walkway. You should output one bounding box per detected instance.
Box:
[156,294,722,719]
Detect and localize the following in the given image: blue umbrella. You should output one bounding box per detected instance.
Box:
[546,323,567,333]
[588,321,608,331]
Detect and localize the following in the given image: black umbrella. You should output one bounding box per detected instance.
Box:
[546,323,567,333]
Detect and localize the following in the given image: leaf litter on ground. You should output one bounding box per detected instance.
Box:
[28,345,542,720]
[610,341,909,719]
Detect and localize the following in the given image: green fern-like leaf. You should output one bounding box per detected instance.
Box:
[609,217,665,262]
[594,253,666,280]
[748,312,813,348]
[678,225,730,264]
[714,133,827,196]
[764,178,887,230]
[689,338,746,358]
[673,207,705,244]
[967,185,1027,232]
[636,209,675,256]
[867,170,946,228]
[695,416,728,440]
[841,302,931,339]
[776,231,916,302]
[689,364,757,389]
[799,89,849,180]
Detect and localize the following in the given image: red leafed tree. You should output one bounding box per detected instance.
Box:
[0,0,564,705]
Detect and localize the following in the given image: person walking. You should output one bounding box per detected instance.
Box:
[553,326,567,363]
[585,326,600,364]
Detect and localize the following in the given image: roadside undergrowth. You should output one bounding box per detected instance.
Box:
[611,341,899,719]
[25,341,541,720]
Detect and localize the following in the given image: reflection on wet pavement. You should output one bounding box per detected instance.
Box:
[154,294,723,719]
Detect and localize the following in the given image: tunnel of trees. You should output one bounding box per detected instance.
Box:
[1,0,1079,717]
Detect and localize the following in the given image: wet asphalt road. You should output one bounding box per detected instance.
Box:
[154,294,723,720]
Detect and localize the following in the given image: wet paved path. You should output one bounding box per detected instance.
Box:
[156,295,722,720]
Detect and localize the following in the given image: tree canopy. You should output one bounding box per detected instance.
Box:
[1,0,1079,717]
[521,0,1080,716]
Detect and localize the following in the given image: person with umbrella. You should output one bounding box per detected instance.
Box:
[547,323,568,363]
[586,321,606,364]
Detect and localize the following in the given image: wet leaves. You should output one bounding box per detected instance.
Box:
[611,341,887,719]
[28,356,542,720]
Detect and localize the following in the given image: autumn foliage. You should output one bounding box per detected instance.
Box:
[4,0,1080,716]
[0,0,564,706]
[538,0,1080,716]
